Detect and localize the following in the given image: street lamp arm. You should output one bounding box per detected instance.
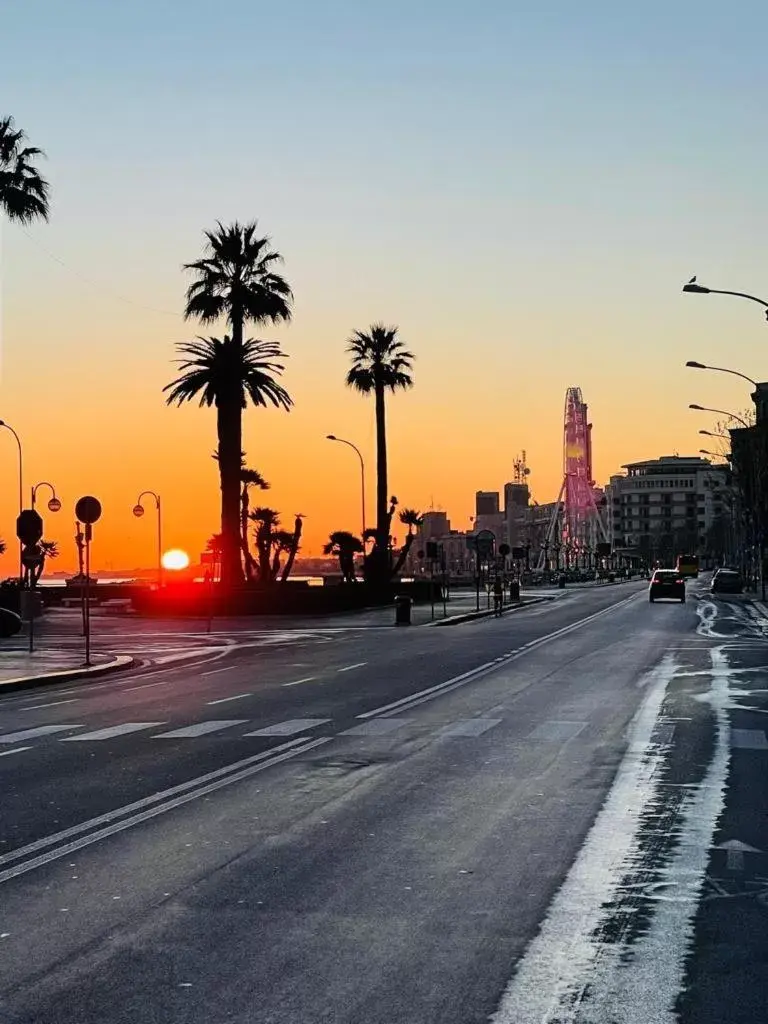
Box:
[706,288,768,309]
[136,489,160,508]
[686,361,757,387]
[689,404,750,428]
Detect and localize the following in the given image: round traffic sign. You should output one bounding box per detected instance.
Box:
[75,495,102,525]
[132,504,145,518]
[47,497,62,513]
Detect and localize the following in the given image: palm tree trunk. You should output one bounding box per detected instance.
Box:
[373,382,388,583]
[216,399,244,588]
[240,487,256,580]
[280,517,302,583]
[391,533,415,579]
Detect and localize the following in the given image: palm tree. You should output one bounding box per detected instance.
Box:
[346,324,414,583]
[240,465,269,580]
[249,506,280,583]
[181,221,293,587]
[280,515,304,583]
[0,116,50,223]
[164,336,291,586]
[324,531,364,583]
[28,540,58,586]
[392,508,424,578]
[270,530,297,582]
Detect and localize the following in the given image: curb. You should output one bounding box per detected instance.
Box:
[428,596,550,627]
[0,655,136,694]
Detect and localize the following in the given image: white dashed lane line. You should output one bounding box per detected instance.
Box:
[282,676,317,688]
[206,693,252,706]
[337,662,368,673]
[20,699,80,712]
[0,747,32,758]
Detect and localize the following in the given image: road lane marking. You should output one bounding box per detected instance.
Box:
[0,737,331,885]
[357,591,641,720]
[61,722,163,742]
[206,693,252,705]
[337,662,368,673]
[439,719,501,737]
[244,718,331,737]
[0,747,32,758]
[0,725,85,743]
[122,680,172,692]
[732,728,768,749]
[201,666,235,677]
[282,676,317,688]
[20,699,80,711]
[341,718,410,736]
[156,720,248,739]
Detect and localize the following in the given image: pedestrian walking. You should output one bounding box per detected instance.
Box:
[493,576,503,617]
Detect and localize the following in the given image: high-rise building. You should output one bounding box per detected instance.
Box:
[475,491,500,516]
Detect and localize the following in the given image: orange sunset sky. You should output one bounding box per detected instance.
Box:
[2,1,766,575]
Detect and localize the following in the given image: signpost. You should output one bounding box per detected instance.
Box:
[75,496,102,666]
[16,510,44,653]
[468,530,496,612]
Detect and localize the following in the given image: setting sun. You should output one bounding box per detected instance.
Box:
[161,548,190,571]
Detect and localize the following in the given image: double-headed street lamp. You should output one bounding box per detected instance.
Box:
[326,434,366,540]
[133,491,163,588]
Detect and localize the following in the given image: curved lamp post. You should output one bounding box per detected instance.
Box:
[699,428,729,439]
[0,420,23,579]
[685,360,757,387]
[326,434,366,540]
[689,403,750,428]
[683,279,768,312]
[133,491,163,588]
[31,481,61,513]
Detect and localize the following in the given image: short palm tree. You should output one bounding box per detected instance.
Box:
[249,506,281,583]
[0,116,50,223]
[392,508,424,578]
[324,531,364,583]
[181,221,293,587]
[164,336,291,587]
[240,465,269,580]
[346,324,414,583]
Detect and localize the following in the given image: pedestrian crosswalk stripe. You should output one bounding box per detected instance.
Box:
[341,718,410,736]
[439,718,502,737]
[156,720,249,739]
[0,725,85,744]
[244,718,331,737]
[61,723,164,742]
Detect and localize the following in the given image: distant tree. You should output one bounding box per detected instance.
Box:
[280,515,304,583]
[391,508,424,578]
[164,335,291,587]
[249,506,280,583]
[346,324,414,584]
[323,531,364,583]
[240,465,270,580]
[0,116,49,223]
[28,540,58,586]
[180,221,293,587]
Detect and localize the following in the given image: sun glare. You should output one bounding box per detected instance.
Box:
[162,548,190,571]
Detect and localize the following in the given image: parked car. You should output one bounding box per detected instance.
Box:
[711,569,744,594]
[649,569,686,603]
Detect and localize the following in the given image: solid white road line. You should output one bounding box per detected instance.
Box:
[0,736,331,885]
[337,662,368,673]
[0,746,32,758]
[61,722,163,742]
[156,720,248,739]
[20,699,80,711]
[357,592,641,720]
[206,692,252,705]
[0,725,84,744]
[282,676,317,687]
[244,718,331,737]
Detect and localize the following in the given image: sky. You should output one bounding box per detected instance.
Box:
[2,0,767,572]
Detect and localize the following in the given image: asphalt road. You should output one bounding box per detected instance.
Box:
[0,578,764,1023]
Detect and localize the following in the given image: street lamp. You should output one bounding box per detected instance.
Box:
[0,420,23,580]
[31,481,61,513]
[326,434,366,540]
[699,429,729,439]
[682,278,768,313]
[685,360,757,387]
[689,403,750,428]
[133,490,163,588]
[699,449,730,461]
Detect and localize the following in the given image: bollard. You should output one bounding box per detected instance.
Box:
[394,594,412,626]
[510,579,521,603]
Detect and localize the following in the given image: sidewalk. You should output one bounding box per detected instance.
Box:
[0,639,134,694]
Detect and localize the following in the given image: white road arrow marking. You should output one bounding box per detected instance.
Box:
[714,839,762,871]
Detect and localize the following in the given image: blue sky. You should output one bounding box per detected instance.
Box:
[2,0,767,563]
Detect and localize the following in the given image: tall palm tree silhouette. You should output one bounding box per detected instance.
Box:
[164,337,291,586]
[0,116,49,223]
[182,221,293,586]
[346,324,414,583]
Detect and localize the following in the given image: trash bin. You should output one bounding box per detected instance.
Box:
[509,579,521,602]
[394,594,412,626]
[557,576,566,589]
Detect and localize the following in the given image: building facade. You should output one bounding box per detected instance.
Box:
[605,455,731,566]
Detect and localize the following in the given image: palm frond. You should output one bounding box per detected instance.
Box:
[0,116,50,223]
[345,323,415,394]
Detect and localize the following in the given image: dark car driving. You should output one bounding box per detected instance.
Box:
[711,569,744,594]
[649,569,686,603]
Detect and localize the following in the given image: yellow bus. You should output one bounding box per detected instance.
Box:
[676,554,699,579]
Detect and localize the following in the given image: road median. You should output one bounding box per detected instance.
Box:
[0,654,135,694]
